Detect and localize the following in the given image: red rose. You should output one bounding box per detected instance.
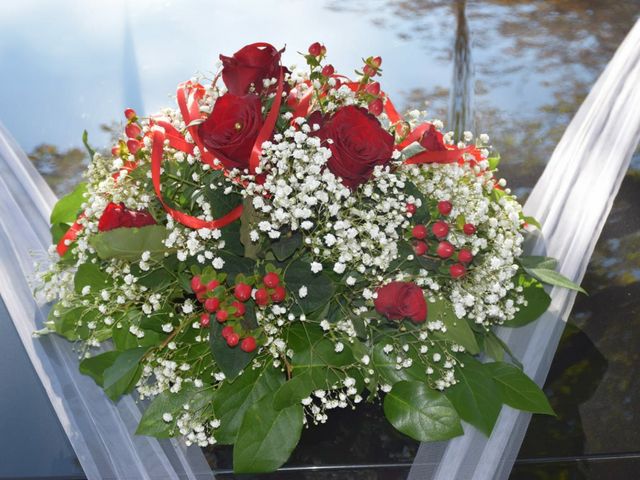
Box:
[420,124,448,151]
[220,43,282,96]
[317,106,394,189]
[198,93,263,171]
[374,281,427,323]
[98,202,156,232]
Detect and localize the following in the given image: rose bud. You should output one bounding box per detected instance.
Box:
[321,64,335,77]
[364,82,381,96]
[458,248,473,264]
[412,224,427,240]
[220,43,283,95]
[450,263,466,279]
[414,241,428,256]
[308,42,324,57]
[198,93,263,171]
[374,281,427,323]
[432,221,450,238]
[437,241,455,259]
[419,124,448,152]
[437,200,453,216]
[463,223,477,235]
[368,98,384,116]
[126,139,141,154]
[125,123,142,139]
[240,336,257,353]
[316,106,393,189]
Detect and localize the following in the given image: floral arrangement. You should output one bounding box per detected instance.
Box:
[37,42,582,473]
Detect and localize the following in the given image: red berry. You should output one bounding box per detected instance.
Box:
[127,139,141,154]
[414,241,428,256]
[308,42,324,56]
[191,276,205,293]
[199,313,210,328]
[216,309,229,323]
[240,336,257,353]
[271,285,286,303]
[432,221,450,238]
[437,241,455,259]
[196,291,207,303]
[412,224,427,240]
[232,300,246,317]
[124,108,137,120]
[204,297,220,312]
[125,123,142,139]
[368,98,383,116]
[111,145,120,157]
[437,200,453,216]
[222,326,234,339]
[406,203,417,215]
[371,56,382,68]
[450,263,466,279]
[321,64,335,77]
[463,223,476,235]
[263,272,280,288]
[206,279,220,291]
[363,65,376,77]
[255,288,269,306]
[458,248,473,264]
[234,282,252,302]
[365,81,381,96]
[226,332,240,347]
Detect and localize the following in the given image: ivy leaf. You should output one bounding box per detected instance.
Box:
[136,386,215,438]
[284,260,335,314]
[485,362,555,415]
[233,392,304,473]
[102,347,148,401]
[445,355,502,436]
[503,275,551,327]
[90,225,170,261]
[50,182,87,225]
[430,299,480,354]
[213,365,284,444]
[383,381,463,442]
[209,320,256,380]
[271,231,302,262]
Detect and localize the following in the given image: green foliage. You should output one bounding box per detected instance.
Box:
[213,365,284,444]
[445,356,502,436]
[383,381,463,442]
[233,392,304,473]
[519,256,586,293]
[284,259,335,314]
[79,351,119,386]
[50,182,87,225]
[209,320,256,380]
[271,232,302,262]
[372,338,427,385]
[90,225,170,261]
[430,299,480,354]
[485,362,555,415]
[503,275,551,327]
[73,262,110,294]
[102,347,148,401]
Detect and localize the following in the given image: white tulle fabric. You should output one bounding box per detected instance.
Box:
[408,18,640,480]
[0,123,213,480]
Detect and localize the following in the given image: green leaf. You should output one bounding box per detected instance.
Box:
[521,215,541,230]
[271,232,302,262]
[51,223,69,244]
[383,381,463,442]
[82,130,96,159]
[483,333,505,361]
[137,386,215,437]
[90,225,169,261]
[285,260,335,314]
[503,275,551,327]
[209,320,256,380]
[272,370,315,410]
[217,251,256,285]
[103,347,148,401]
[445,355,502,436]
[430,299,480,354]
[49,304,96,340]
[487,152,501,170]
[213,365,284,444]
[233,392,303,473]
[74,262,109,294]
[485,362,555,415]
[79,351,119,386]
[519,256,558,270]
[524,267,586,294]
[50,182,87,225]
[372,339,427,385]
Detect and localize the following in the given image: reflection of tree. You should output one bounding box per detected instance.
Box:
[28,145,87,196]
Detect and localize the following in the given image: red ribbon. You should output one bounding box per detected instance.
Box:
[56,213,85,256]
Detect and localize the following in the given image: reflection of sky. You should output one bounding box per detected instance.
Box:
[0,0,564,153]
